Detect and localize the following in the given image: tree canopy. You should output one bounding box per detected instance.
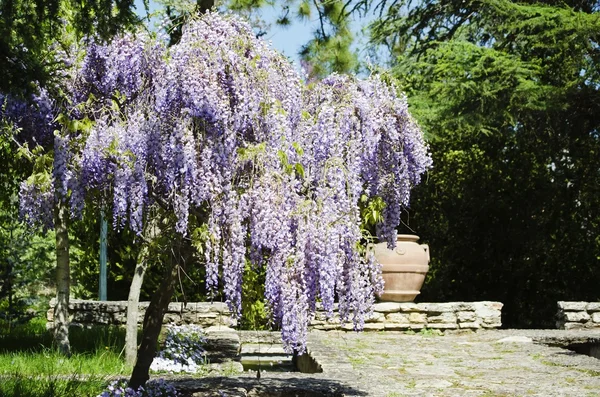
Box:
[4,12,430,385]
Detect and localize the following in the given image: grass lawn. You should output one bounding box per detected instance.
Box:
[0,318,132,397]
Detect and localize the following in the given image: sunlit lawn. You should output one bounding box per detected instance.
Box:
[0,318,131,397]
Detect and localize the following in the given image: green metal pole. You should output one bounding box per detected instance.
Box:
[99,210,107,301]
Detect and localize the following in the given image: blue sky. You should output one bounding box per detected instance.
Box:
[132,1,372,67]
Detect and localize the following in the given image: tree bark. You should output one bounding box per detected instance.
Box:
[128,235,192,389]
[125,213,161,366]
[54,198,71,356]
[124,242,149,367]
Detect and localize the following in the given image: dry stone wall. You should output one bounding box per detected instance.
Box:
[311,301,503,331]
[47,299,503,332]
[46,299,236,329]
[556,301,600,330]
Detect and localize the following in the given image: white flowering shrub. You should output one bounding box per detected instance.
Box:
[150,325,207,373]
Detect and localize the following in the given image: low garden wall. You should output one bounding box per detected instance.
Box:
[311,301,503,331]
[556,301,600,330]
[47,299,503,331]
[46,299,237,329]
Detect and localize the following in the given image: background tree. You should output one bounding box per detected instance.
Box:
[0,0,143,97]
[0,0,144,355]
[368,0,600,327]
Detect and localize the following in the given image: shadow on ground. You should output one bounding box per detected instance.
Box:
[173,375,366,397]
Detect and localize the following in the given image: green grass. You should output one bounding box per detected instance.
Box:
[0,319,131,376]
[0,348,130,376]
[0,319,131,397]
[0,373,107,397]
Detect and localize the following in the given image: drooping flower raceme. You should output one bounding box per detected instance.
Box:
[12,13,431,353]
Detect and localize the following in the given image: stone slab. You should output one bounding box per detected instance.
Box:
[564,311,591,323]
[587,302,600,312]
[372,302,402,313]
[558,301,588,311]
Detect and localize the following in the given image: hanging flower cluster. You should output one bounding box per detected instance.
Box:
[14,13,431,353]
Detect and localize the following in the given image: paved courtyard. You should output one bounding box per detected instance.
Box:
[172,329,600,396]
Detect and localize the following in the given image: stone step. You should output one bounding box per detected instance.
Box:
[240,343,287,355]
[240,354,293,364]
[240,355,295,372]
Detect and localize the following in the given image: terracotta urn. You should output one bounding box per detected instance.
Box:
[374,234,430,302]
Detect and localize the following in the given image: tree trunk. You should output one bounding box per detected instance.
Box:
[128,235,192,389]
[125,214,161,367]
[54,198,71,356]
[124,243,149,366]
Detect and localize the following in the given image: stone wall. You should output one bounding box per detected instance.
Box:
[47,299,503,332]
[556,301,600,330]
[46,299,236,329]
[311,301,503,331]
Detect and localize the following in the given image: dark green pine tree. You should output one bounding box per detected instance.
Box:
[369,0,600,327]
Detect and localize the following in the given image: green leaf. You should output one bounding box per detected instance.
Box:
[292,142,304,156]
[295,163,305,179]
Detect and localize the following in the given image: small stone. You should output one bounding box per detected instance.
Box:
[341,323,355,331]
[384,323,411,331]
[386,312,409,323]
[564,311,590,323]
[457,311,476,322]
[362,323,386,331]
[163,313,183,325]
[424,302,457,313]
[204,325,236,334]
[474,302,502,320]
[564,322,586,330]
[365,311,385,323]
[397,303,421,312]
[458,321,481,329]
[428,312,457,324]
[454,302,477,311]
[558,301,588,311]
[409,312,427,324]
[592,312,600,323]
[586,302,600,312]
[427,323,458,329]
[46,309,54,322]
[319,324,341,331]
[373,302,402,313]
[496,336,533,343]
[481,320,502,329]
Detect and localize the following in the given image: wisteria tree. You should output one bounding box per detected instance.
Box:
[13,12,430,388]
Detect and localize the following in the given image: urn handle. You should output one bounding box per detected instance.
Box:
[422,244,430,262]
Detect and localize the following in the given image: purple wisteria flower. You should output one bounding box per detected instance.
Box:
[9,12,431,354]
[97,378,178,397]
